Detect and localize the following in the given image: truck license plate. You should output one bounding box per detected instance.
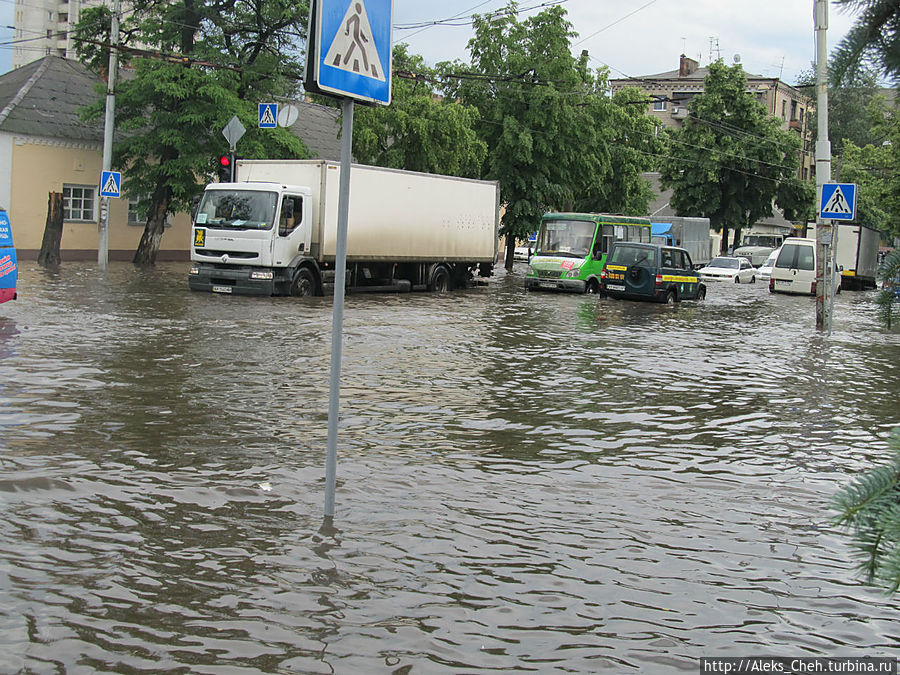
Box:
[607,284,625,292]
[538,281,557,289]
[212,285,233,294]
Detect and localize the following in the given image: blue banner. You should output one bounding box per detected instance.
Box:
[0,210,18,300]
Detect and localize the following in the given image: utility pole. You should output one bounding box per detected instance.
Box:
[814,0,834,331]
[98,0,120,270]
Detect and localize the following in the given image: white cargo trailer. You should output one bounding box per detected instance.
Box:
[806,221,879,290]
[188,160,500,295]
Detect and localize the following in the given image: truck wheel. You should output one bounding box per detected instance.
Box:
[585,279,600,294]
[665,289,677,304]
[291,268,316,297]
[428,265,452,293]
[698,285,707,300]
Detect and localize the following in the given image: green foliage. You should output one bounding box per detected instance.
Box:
[874,248,900,329]
[840,102,900,240]
[834,428,900,591]
[659,61,807,251]
[352,45,487,178]
[74,0,310,263]
[441,2,656,259]
[831,0,900,85]
[796,64,886,154]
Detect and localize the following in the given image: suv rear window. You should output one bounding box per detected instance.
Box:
[609,245,656,268]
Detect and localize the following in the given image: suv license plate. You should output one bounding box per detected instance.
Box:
[607,284,625,292]
[212,285,233,294]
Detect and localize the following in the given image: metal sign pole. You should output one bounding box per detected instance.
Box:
[814,0,832,331]
[324,97,354,518]
[98,0,120,270]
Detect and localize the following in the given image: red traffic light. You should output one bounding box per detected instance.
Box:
[218,155,231,167]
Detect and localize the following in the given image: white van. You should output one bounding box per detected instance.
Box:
[769,238,840,296]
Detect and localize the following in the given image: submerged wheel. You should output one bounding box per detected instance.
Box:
[585,279,600,294]
[664,289,677,304]
[429,265,452,293]
[290,267,316,297]
[734,275,740,283]
[698,285,707,300]
[750,275,756,284]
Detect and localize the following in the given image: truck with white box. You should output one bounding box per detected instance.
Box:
[189,160,500,296]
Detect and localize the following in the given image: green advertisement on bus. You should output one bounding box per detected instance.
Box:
[524,213,652,294]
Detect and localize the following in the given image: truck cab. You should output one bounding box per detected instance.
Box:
[189,183,315,295]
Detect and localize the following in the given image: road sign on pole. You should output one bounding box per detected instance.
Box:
[99,171,121,198]
[819,183,857,221]
[306,0,393,105]
[258,103,278,128]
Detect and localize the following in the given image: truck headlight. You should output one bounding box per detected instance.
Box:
[250,270,274,280]
[566,268,581,278]
[189,265,200,275]
[526,265,534,275]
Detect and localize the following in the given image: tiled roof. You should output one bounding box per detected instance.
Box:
[0,57,343,159]
[285,100,342,161]
[0,56,104,142]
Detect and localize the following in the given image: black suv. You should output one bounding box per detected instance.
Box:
[601,242,706,303]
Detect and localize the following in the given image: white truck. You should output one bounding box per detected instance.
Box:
[732,232,786,267]
[650,216,712,268]
[188,160,500,296]
[807,221,880,290]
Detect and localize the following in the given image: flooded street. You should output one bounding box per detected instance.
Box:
[1,261,899,673]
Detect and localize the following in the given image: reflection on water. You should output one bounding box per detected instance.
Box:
[1,262,898,673]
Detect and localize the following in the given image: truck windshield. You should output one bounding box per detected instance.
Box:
[742,235,781,248]
[195,190,277,230]
[536,219,595,258]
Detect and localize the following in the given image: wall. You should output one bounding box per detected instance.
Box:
[8,134,191,259]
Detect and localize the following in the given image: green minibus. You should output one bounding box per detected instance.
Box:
[524,212,652,293]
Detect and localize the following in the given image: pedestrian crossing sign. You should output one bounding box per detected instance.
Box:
[305,0,393,105]
[258,103,278,128]
[99,171,121,198]
[819,183,857,221]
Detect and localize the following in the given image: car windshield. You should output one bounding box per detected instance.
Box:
[709,257,739,269]
[609,245,656,268]
[195,190,278,230]
[762,252,778,267]
[535,219,595,258]
[741,235,780,248]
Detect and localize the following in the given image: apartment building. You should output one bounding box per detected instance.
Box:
[11,0,112,70]
[610,55,815,181]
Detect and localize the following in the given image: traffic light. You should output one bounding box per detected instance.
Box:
[217,153,233,182]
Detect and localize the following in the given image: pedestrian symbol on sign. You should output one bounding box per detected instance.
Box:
[323,1,386,81]
[99,170,121,198]
[823,186,851,215]
[258,103,278,128]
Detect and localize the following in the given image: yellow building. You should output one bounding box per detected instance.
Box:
[0,56,193,260]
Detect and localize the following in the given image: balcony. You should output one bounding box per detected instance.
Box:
[789,119,802,131]
[672,107,688,120]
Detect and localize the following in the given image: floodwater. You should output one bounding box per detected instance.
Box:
[1,261,898,674]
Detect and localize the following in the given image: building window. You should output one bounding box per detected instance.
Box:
[128,198,144,225]
[63,185,96,222]
[652,98,666,111]
[782,100,787,119]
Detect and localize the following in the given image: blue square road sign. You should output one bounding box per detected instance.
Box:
[310,0,393,105]
[258,103,278,128]
[99,171,121,198]
[819,183,857,221]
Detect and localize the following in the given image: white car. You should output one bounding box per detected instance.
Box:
[513,245,533,262]
[699,256,758,283]
[756,248,780,281]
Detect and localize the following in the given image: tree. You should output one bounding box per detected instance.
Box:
[659,61,811,253]
[74,0,311,265]
[795,63,886,154]
[831,0,900,85]
[441,3,656,269]
[834,426,900,592]
[350,45,487,178]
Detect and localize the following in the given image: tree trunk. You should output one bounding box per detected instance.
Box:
[720,226,730,254]
[133,190,171,266]
[731,227,743,252]
[505,236,515,271]
[37,192,64,267]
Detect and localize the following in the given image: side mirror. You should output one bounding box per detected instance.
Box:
[190,194,201,221]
